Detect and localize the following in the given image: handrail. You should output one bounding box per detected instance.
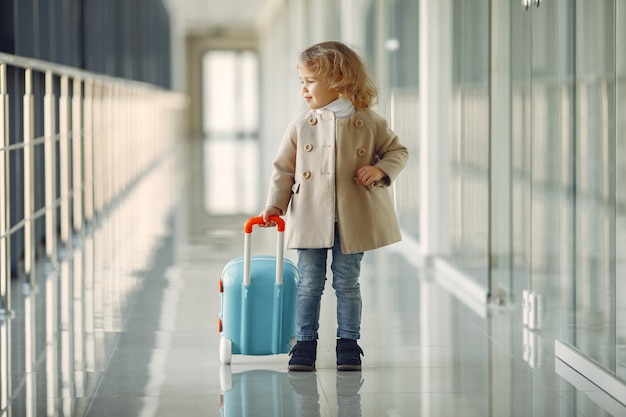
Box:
[0,52,165,90]
[0,52,187,317]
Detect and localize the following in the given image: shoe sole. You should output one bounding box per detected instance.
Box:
[337,364,362,371]
[288,364,316,372]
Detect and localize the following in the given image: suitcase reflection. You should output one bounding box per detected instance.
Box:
[219,367,364,417]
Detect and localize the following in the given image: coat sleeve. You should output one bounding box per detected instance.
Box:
[265,123,297,214]
[373,118,409,185]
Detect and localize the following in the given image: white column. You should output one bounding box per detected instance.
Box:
[419,0,451,257]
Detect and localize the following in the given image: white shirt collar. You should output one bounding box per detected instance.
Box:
[316,98,355,119]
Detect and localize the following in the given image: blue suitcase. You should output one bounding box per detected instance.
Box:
[218,216,298,364]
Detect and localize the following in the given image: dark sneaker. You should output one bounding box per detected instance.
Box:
[336,339,363,371]
[288,340,317,371]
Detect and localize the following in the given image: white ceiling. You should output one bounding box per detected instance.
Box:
[163,0,271,35]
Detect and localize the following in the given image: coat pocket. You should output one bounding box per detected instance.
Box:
[365,181,384,191]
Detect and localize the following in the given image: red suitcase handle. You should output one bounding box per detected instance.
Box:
[244,216,285,233]
[243,216,285,286]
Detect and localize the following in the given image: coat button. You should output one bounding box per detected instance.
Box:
[357,147,367,157]
[302,170,311,179]
[304,143,313,152]
[308,117,317,125]
[355,119,364,128]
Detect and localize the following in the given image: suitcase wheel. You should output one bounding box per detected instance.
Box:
[220,336,232,364]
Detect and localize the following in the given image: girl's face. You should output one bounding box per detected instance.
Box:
[298,65,339,110]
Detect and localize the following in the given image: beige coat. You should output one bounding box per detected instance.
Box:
[265,107,409,254]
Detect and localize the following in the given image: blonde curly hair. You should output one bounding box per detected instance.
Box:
[298,41,378,109]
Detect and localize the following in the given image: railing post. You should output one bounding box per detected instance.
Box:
[103,84,112,210]
[0,61,13,317]
[23,68,35,287]
[93,82,103,217]
[0,312,12,405]
[59,75,71,246]
[83,80,94,224]
[110,85,119,202]
[72,78,83,233]
[44,70,57,266]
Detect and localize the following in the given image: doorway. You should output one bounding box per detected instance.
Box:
[201,50,260,214]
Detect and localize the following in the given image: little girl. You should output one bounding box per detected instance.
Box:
[261,41,408,371]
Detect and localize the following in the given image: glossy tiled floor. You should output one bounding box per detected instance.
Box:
[2,140,625,417]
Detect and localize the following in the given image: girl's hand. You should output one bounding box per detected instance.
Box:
[260,206,282,227]
[355,166,386,186]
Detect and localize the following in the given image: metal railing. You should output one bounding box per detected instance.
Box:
[0,53,186,317]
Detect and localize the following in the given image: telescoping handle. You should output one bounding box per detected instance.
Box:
[243,216,285,286]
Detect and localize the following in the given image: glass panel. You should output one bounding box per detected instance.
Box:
[448,0,490,286]
[529,0,573,338]
[385,0,420,238]
[512,0,576,340]
[573,0,617,373]
[616,2,626,382]
[510,2,532,299]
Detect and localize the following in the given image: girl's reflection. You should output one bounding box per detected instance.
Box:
[219,368,364,416]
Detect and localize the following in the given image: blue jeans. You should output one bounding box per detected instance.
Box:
[295,223,364,341]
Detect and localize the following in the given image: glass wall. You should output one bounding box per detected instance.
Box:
[565,0,617,376]
[374,0,626,390]
[508,0,625,389]
[448,0,490,286]
[511,0,575,340]
[618,0,626,383]
[508,0,625,390]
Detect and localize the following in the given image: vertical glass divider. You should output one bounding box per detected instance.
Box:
[419,0,452,257]
[489,0,513,304]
